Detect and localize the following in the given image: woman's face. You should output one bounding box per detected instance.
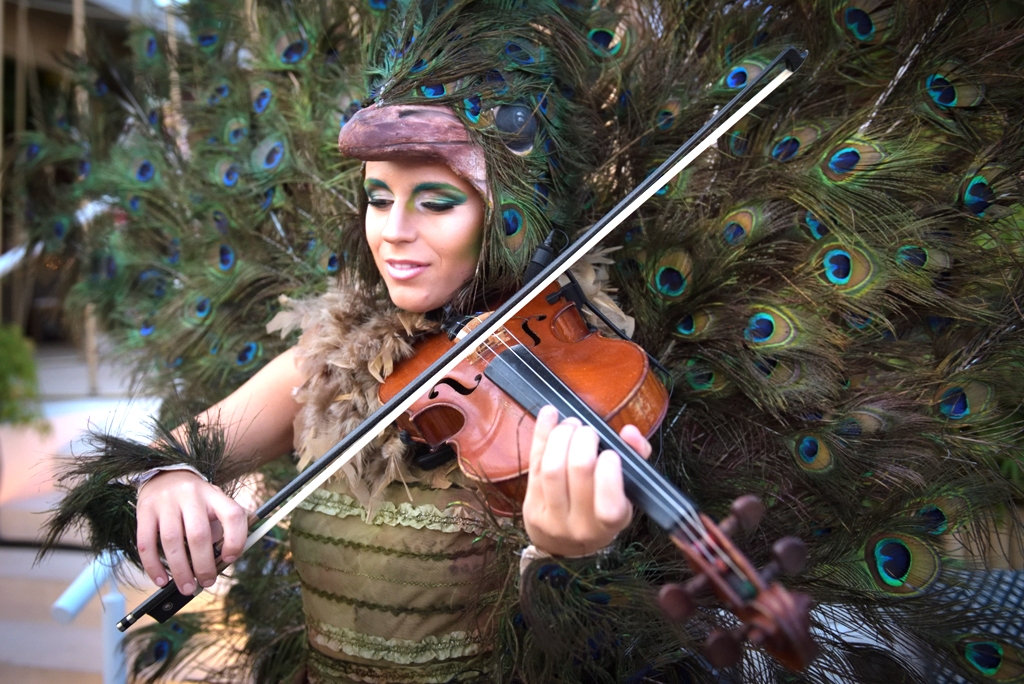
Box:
[364,159,485,312]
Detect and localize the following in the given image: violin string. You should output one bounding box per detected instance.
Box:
[472,326,742,575]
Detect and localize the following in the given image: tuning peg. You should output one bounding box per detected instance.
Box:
[658,583,695,621]
[771,537,807,576]
[718,495,765,537]
[704,628,743,668]
[760,537,808,584]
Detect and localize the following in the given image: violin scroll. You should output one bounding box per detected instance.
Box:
[657,495,818,672]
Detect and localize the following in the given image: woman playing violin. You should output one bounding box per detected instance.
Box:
[134,107,652,681]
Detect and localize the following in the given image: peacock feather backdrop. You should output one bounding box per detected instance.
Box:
[16,0,1024,681]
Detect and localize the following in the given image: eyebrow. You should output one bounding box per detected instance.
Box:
[363,178,390,191]
[411,182,468,200]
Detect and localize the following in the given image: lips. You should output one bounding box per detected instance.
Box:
[384,259,428,281]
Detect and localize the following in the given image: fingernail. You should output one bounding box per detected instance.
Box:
[155,576,166,587]
[222,555,236,564]
[181,582,195,594]
[201,579,216,588]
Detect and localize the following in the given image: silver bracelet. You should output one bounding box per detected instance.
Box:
[116,464,210,492]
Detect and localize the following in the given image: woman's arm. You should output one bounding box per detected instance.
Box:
[136,347,305,594]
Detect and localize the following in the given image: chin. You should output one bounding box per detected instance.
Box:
[387,286,441,313]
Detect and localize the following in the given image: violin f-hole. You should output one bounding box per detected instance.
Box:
[518,315,546,346]
[428,374,483,399]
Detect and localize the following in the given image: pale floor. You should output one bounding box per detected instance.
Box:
[1,340,152,684]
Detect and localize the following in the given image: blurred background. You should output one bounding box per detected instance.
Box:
[0,3,185,683]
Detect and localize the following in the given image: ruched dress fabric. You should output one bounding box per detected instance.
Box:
[291,475,497,684]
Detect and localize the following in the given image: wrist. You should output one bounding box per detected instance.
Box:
[118,464,210,494]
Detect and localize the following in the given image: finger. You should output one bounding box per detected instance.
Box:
[209,495,248,564]
[136,504,167,588]
[182,504,218,589]
[159,514,196,595]
[537,419,580,520]
[619,424,652,460]
[593,449,633,530]
[566,424,599,518]
[528,405,560,482]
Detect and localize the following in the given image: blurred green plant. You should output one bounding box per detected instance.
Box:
[0,324,44,425]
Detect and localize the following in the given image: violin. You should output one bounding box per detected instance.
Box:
[381,282,818,671]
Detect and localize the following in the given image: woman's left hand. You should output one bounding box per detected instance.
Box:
[522,404,652,557]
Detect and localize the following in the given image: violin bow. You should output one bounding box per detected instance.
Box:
[118,46,807,631]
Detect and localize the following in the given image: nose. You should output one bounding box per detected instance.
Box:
[380,201,416,243]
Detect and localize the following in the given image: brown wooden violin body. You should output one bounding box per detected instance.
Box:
[380,284,668,516]
[380,284,818,671]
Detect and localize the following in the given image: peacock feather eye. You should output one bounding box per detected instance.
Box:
[235,341,262,367]
[148,109,160,127]
[719,208,757,246]
[23,141,41,163]
[139,320,155,337]
[821,140,885,182]
[500,203,527,251]
[655,98,681,131]
[132,158,157,183]
[194,296,212,319]
[145,35,158,59]
[258,187,276,211]
[961,173,997,217]
[224,118,250,146]
[368,0,388,12]
[834,2,894,45]
[675,310,713,338]
[717,59,765,91]
[94,78,109,97]
[799,210,830,240]
[863,533,939,596]
[649,250,693,301]
[251,84,273,114]
[769,124,823,162]
[463,95,482,123]
[744,307,796,347]
[214,159,241,188]
[935,381,994,421]
[813,241,877,294]
[846,406,887,434]
[274,33,310,65]
[727,128,749,155]
[484,70,509,96]
[195,21,222,52]
[586,19,629,59]
[207,82,231,106]
[957,637,1024,681]
[895,245,928,269]
[127,196,143,215]
[420,83,446,98]
[921,64,984,118]
[162,238,181,266]
[251,137,287,172]
[78,158,91,181]
[217,244,236,272]
[211,210,229,234]
[326,253,340,274]
[792,434,832,472]
[683,358,726,392]
[916,504,950,535]
[504,40,542,65]
[52,217,69,239]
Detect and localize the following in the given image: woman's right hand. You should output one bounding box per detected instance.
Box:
[136,470,249,595]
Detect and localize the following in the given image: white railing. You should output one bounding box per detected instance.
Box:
[52,550,128,684]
